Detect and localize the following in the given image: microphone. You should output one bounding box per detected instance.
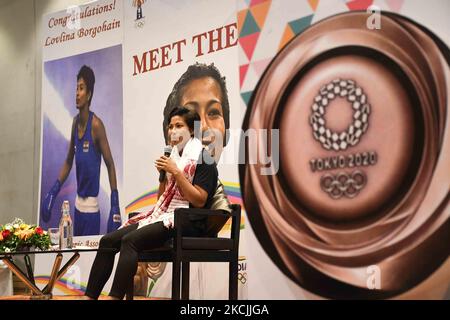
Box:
[159,145,173,182]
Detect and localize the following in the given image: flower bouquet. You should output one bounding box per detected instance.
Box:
[0,218,51,253]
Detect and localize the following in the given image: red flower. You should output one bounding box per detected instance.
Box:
[35,227,43,235]
[2,230,11,238]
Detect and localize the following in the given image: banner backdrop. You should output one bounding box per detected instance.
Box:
[36,0,246,299]
[238,0,450,299]
[36,0,123,295]
[122,0,245,299]
[35,0,449,300]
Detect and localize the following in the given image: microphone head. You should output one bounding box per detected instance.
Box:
[164,145,173,155]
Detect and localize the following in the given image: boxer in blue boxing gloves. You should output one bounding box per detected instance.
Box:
[41,65,121,235]
[107,189,121,232]
[41,180,61,223]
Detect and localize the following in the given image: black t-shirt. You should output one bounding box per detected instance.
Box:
[190,149,218,210]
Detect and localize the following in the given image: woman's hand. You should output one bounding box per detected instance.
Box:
[154,156,179,175]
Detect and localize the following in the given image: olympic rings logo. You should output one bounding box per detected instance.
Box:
[238,272,247,284]
[320,170,367,199]
[310,79,371,151]
[135,19,146,28]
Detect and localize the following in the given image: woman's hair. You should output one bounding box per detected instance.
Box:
[163,62,230,144]
[77,65,95,105]
[168,106,201,136]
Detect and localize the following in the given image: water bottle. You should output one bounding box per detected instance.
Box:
[59,200,73,249]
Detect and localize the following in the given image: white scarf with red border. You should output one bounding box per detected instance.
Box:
[122,137,203,229]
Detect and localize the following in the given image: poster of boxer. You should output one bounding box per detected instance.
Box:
[36,0,123,295]
[122,0,245,299]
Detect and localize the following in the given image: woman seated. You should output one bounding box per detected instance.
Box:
[83,106,218,300]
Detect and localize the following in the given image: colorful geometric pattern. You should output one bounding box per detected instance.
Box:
[240,10,260,38]
[240,33,260,61]
[345,0,405,11]
[239,64,249,88]
[384,0,405,11]
[241,91,253,106]
[278,14,314,51]
[308,0,319,11]
[237,0,406,106]
[237,0,272,102]
[345,0,374,10]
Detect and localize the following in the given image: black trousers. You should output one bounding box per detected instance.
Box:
[84,218,206,299]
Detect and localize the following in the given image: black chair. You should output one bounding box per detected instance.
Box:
[126,204,241,300]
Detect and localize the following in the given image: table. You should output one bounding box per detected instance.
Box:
[0,247,101,300]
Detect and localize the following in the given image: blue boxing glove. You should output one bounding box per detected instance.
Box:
[107,189,122,232]
[41,180,61,223]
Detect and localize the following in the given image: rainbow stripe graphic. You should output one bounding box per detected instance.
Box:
[125,187,159,215]
[35,276,86,295]
[34,276,109,296]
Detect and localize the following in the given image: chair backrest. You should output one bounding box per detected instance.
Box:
[129,181,235,237]
[205,210,230,237]
[204,181,233,237]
